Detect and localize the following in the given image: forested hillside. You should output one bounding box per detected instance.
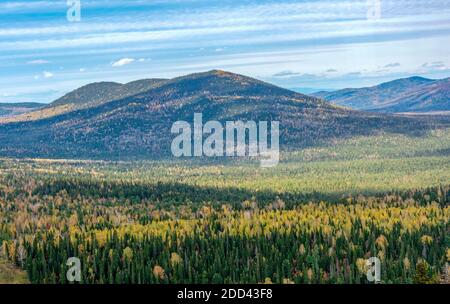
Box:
[1,131,449,284]
[1,71,449,159]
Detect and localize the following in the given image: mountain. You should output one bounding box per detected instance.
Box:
[0,70,448,159]
[0,102,45,118]
[50,79,168,108]
[312,76,450,113]
[1,79,168,123]
[290,87,334,95]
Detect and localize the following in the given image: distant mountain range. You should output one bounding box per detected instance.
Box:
[0,71,448,159]
[312,76,450,113]
[0,102,44,118]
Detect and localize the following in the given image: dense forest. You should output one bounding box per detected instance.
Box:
[0,150,449,284]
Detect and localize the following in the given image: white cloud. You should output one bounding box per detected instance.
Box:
[1,92,16,97]
[34,71,54,80]
[27,59,50,65]
[112,58,135,67]
[79,68,86,72]
[43,71,53,78]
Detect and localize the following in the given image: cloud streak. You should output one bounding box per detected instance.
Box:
[27,59,50,65]
[112,58,135,67]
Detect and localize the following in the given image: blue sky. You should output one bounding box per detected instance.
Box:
[0,0,449,103]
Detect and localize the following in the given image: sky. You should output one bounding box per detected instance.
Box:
[0,0,449,103]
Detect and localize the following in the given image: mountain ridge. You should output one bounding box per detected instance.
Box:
[0,70,449,159]
[50,78,169,108]
[312,76,450,113]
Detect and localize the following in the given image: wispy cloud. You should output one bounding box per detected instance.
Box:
[27,59,50,65]
[112,58,135,67]
[0,1,63,12]
[273,71,301,78]
[1,92,17,97]
[384,63,400,68]
[1,0,450,102]
[421,61,447,70]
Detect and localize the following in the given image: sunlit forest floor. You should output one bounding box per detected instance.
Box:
[0,129,449,283]
[3,129,448,195]
[0,259,29,284]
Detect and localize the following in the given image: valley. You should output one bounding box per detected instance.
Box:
[0,128,449,284]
